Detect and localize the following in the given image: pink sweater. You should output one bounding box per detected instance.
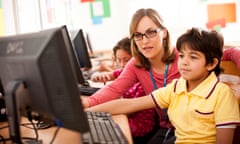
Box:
[113,69,156,136]
[89,52,180,128]
[222,47,240,68]
[89,55,180,105]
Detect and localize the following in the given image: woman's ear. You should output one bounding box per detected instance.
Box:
[161,29,167,38]
[207,58,219,71]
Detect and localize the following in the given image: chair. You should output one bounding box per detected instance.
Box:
[220,61,240,144]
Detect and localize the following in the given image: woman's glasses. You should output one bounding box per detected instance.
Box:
[132,28,161,41]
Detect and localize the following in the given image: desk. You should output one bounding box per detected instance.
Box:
[0,115,133,144]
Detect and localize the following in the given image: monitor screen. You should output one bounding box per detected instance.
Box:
[69,29,92,70]
[0,25,90,143]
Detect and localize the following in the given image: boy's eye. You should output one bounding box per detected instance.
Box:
[190,54,199,59]
[178,53,184,58]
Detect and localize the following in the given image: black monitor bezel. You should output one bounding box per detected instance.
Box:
[0,25,90,143]
[70,29,92,70]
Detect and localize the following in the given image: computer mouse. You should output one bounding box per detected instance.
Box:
[36,121,52,129]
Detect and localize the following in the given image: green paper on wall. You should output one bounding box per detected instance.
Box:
[90,0,110,18]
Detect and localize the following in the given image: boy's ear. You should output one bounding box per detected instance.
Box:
[207,58,218,71]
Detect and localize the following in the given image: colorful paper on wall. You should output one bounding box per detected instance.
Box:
[0,0,4,36]
[213,25,222,32]
[46,0,55,23]
[90,0,111,18]
[91,1,104,17]
[206,18,226,30]
[207,3,236,23]
[92,16,102,24]
[81,0,95,2]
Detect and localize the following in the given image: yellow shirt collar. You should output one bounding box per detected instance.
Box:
[175,72,219,98]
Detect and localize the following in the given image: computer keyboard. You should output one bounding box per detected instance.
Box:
[82,111,128,144]
[78,86,100,96]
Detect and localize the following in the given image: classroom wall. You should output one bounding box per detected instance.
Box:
[2,0,240,52]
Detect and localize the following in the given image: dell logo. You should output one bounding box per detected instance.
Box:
[6,41,24,54]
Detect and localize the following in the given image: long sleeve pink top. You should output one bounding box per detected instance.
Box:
[222,47,240,68]
[112,69,156,137]
[89,51,181,128]
[89,54,180,106]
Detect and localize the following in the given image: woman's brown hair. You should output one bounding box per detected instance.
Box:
[129,8,175,70]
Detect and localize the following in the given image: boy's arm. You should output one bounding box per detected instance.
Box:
[85,95,155,115]
[216,128,235,144]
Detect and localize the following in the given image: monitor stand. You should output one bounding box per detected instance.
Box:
[5,80,42,144]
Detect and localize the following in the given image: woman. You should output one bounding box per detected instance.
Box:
[88,37,157,144]
[82,8,179,143]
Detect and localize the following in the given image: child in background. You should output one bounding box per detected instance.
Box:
[91,37,132,83]
[86,37,157,144]
[86,27,240,144]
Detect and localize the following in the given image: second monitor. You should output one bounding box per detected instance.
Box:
[70,29,92,70]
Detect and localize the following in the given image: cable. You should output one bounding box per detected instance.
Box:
[49,127,60,144]
[0,135,6,144]
[0,125,8,130]
[29,119,39,141]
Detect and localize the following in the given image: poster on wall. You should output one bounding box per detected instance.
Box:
[206,2,236,30]
[207,3,236,23]
[90,0,111,24]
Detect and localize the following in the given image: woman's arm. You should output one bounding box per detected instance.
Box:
[87,59,140,107]
[216,128,235,144]
[222,47,240,69]
[81,96,90,108]
[85,95,156,115]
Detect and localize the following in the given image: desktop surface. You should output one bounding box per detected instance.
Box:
[0,115,133,144]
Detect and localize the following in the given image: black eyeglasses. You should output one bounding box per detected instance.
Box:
[132,28,161,41]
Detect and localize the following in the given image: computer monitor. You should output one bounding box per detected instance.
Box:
[85,32,94,57]
[61,27,89,86]
[0,78,7,122]
[0,25,90,143]
[69,29,92,70]
[0,78,4,96]
[85,32,101,58]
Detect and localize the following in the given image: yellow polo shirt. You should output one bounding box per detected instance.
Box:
[152,72,240,144]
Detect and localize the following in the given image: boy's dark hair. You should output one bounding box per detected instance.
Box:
[176,27,224,76]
